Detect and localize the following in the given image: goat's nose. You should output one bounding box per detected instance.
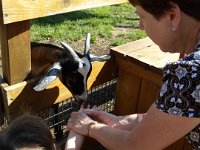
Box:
[74,92,88,104]
[75,98,85,105]
[74,91,87,100]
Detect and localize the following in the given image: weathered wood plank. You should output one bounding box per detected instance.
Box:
[1,0,128,24]
[165,138,186,150]
[113,55,163,115]
[114,68,142,115]
[0,60,117,119]
[0,90,4,125]
[115,55,163,86]
[136,79,160,113]
[0,19,31,85]
[111,37,155,55]
[182,140,192,150]
[111,37,179,72]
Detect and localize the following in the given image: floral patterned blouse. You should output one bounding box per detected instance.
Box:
[155,40,200,149]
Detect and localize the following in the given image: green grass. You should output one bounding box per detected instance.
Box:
[30,3,146,46]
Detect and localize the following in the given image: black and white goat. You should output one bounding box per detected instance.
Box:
[30,33,110,104]
[30,33,109,150]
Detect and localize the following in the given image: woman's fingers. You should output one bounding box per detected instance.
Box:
[79,105,84,112]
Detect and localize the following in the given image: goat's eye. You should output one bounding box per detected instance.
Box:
[66,82,70,86]
[83,63,86,67]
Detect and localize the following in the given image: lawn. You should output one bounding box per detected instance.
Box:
[30,3,147,55]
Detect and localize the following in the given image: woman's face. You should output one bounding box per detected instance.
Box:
[135,5,181,53]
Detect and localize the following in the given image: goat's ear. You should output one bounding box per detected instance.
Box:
[89,54,111,62]
[33,62,61,91]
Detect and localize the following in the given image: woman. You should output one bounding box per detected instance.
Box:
[0,114,55,150]
[67,0,200,149]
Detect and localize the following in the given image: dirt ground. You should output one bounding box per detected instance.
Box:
[69,27,134,56]
[43,27,133,56]
[70,37,111,56]
[0,27,133,75]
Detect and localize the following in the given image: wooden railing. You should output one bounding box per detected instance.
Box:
[0,0,127,121]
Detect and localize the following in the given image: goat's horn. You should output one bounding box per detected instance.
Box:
[60,42,80,62]
[84,33,91,56]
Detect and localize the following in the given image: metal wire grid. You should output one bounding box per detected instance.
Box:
[37,79,118,143]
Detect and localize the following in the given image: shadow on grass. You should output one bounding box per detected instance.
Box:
[31,10,139,27]
[31,11,110,26]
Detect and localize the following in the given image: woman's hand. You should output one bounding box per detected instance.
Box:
[83,106,120,128]
[67,105,145,135]
[67,109,97,136]
[83,106,142,130]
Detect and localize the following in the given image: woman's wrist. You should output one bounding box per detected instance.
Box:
[87,121,97,136]
[87,121,105,137]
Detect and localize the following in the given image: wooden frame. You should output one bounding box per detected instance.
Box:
[0,0,127,122]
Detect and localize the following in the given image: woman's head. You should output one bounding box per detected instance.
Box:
[129,0,200,53]
[0,114,55,150]
[128,0,200,21]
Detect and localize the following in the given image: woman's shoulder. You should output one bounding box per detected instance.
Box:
[183,49,200,61]
[164,50,200,71]
[156,51,200,118]
[161,50,200,82]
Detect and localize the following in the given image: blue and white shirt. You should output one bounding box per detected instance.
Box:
[155,40,200,149]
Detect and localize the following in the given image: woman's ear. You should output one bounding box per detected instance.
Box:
[168,2,181,31]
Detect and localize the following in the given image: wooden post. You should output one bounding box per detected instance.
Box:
[0,90,4,125]
[0,0,125,122]
[0,20,31,85]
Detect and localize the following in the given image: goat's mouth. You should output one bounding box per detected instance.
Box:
[74,97,84,104]
[74,94,88,105]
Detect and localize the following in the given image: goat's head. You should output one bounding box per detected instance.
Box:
[33,33,110,104]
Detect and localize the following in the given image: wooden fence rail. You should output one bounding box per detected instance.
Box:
[0,0,127,121]
[1,0,128,24]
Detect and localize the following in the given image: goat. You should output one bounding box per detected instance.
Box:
[30,33,109,150]
[30,33,110,104]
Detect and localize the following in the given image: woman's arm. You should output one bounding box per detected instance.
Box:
[65,109,145,150]
[65,131,84,150]
[83,107,146,131]
[115,113,146,130]
[69,104,200,150]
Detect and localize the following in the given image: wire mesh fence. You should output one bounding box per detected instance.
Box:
[36,79,118,147]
